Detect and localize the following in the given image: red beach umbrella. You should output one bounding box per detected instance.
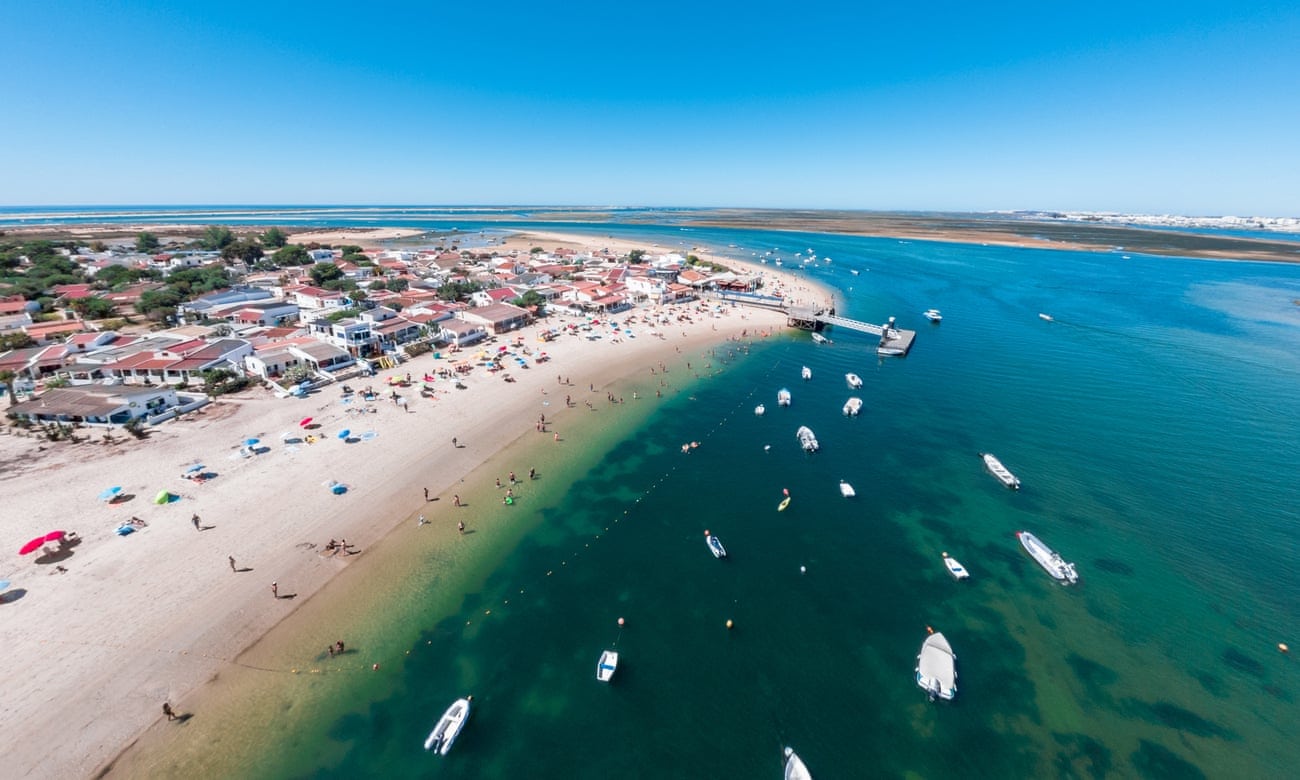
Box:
[19,537,47,555]
[299,417,313,427]
[43,531,66,543]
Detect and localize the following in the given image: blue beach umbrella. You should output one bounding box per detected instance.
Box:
[337,429,351,440]
[98,486,123,502]
[243,438,260,447]
[185,463,205,473]
[0,579,11,591]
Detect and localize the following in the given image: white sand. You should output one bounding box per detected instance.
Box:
[0,231,831,778]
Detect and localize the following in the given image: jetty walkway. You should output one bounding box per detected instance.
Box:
[712,291,916,354]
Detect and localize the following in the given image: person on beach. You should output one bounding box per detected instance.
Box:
[328,645,335,657]
[271,582,278,599]
[495,477,502,489]
[423,487,429,501]
[453,494,461,507]
[457,520,465,534]
[229,556,236,572]
[528,467,536,480]
[191,514,201,530]
[418,514,427,526]
[163,702,176,721]
[508,471,515,484]
[451,437,458,448]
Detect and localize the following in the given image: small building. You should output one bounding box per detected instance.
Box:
[438,318,488,347]
[7,385,180,427]
[458,302,532,334]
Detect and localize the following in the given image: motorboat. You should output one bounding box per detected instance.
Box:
[1039,313,1054,321]
[777,388,791,407]
[755,404,765,416]
[810,332,830,345]
[801,366,812,381]
[876,346,906,357]
[596,650,619,682]
[981,452,1021,489]
[843,397,863,416]
[850,269,860,275]
[942,552,970,579]
[784,747,813,780]
[1017,531,1078,584]
[915,631,957,701]
[424,696,473,754]
[845,373,863,389]
[796,426,819,452]
[839,480,856,498]
[705,530,727,558]
[923,309,942,322]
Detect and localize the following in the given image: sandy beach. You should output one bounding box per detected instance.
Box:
[0,232,831,778]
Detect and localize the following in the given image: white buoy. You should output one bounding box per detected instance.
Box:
[800,565,806,574]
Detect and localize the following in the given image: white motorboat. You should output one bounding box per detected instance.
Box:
[424,696,473,754]
[784,747,813,780]
[596,650,619,682]
[981,452,1021,489]
[777,388,791,407]
[942,552,970,579]
[1017,531,1079,584]
[810,332,830,345]
[839,480,856,498]
[843,397,863,416]
[801,366,812,381]
[923,308,943,322]
[845,373,863,389]
[755,404,765,416]
[705,530,727,558]
[877,346,906,357]
[1039,313,1054,321]
[915,631,957,701]
[796,426,819,452]
[850,269,860,275]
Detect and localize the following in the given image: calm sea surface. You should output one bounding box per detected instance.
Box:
[21,210,1300,777]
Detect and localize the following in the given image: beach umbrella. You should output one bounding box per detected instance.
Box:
[244,438,260,447]
[0,579,11,591]
[184,463,205,473]
[153,490,172,505]
[299,417,313,427]
[19,537,47,555]
[43,531,66,543]
[337,429,351,440]
[98,486,123,502]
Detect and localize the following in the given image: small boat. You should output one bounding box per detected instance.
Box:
[843,397,863,416]
[784,747,813,780]
[845,373,863,389]
[796,426,819,452]
[942,552,970,579]
[778,496,791,511]
[915,631,957,701]
[1017,531,1078,584]
[777,388,791,407]
[755,404,765,416]
[596,650,619,682]
[705,530,727,558]
[877,346,906,357]
[849,269,860,275]
[1038,313,1054,321]
[801,366,812,381]
[424,696,473,754]
[810,332,830,345]
[923,309,942,322]
[981,452,1021,489]
[839,480,856,498]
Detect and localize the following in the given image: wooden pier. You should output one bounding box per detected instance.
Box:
[715,292,916,355]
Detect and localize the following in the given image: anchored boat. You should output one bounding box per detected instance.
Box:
[981,452,1021,489]
[596,650,619,682]
[777,388,792,407]
[1017,531,1078,584]
[843,397,863,416]
[424,696,473,754]
[845,373,863,389]
[705,530,727,558]
[942,552,970,579]
[796,426,819,452]
[923,308,943,322]
[915,631,957,701]
[755,404,765,416]
[811,332,830,345]
[839,480,856,498]
[784,747,813,780]
[801,366,812,380]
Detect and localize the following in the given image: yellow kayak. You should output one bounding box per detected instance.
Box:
[778,496,791,512]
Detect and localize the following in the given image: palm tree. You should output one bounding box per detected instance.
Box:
[0,369,19,406]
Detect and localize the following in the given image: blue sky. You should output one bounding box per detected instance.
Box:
[3,1,1298,215]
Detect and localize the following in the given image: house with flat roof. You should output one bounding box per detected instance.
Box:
[438,318,488,347]
[7,385,180,427]
[458,302,531,334]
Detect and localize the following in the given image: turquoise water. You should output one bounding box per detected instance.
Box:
[21,209,1300,776]
[266,227,1298,778]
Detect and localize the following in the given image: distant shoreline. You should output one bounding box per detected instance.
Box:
[6,210,1299,263]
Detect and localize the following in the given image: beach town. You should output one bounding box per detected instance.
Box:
[0,227,832,778]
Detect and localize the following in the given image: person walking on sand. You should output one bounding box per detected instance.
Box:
[229,556,236,572]
[451,437,458,448]
[457,520,465,534]
[423,487,429,501]
[453,494,461,507]
[163,702,176,721]
[191,514,201,531]
[271,582,278,599]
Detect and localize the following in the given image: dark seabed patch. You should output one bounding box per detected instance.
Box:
[1125,699,1236,740]
[1066,653,1118,705]
[1092,558,1134,576]
[1222,646,1265,677]
[1131,739,1207,779]
[1193,671,1228,698]
[1053,732,1113,779]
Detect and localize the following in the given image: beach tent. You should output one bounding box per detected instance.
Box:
[153,490,173,505]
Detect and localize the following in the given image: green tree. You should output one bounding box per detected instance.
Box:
[386,277,409,292]
[511,290,547,311]
[261,227,288,248]
[72,296,117,319]
[309,263,344,287]
[338,245,363,256]
[136,288,184,319]
[0,369,18,405]
[221,239,264,264]
[0,332,35,351]
[437,280,482,301]
[94,265,141,288]
[627,249,647,264]
[530,246,545,254]
[272,244,311,266]
[199,225,235,250]
[367,279,387,291]
[136,232,161,253]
